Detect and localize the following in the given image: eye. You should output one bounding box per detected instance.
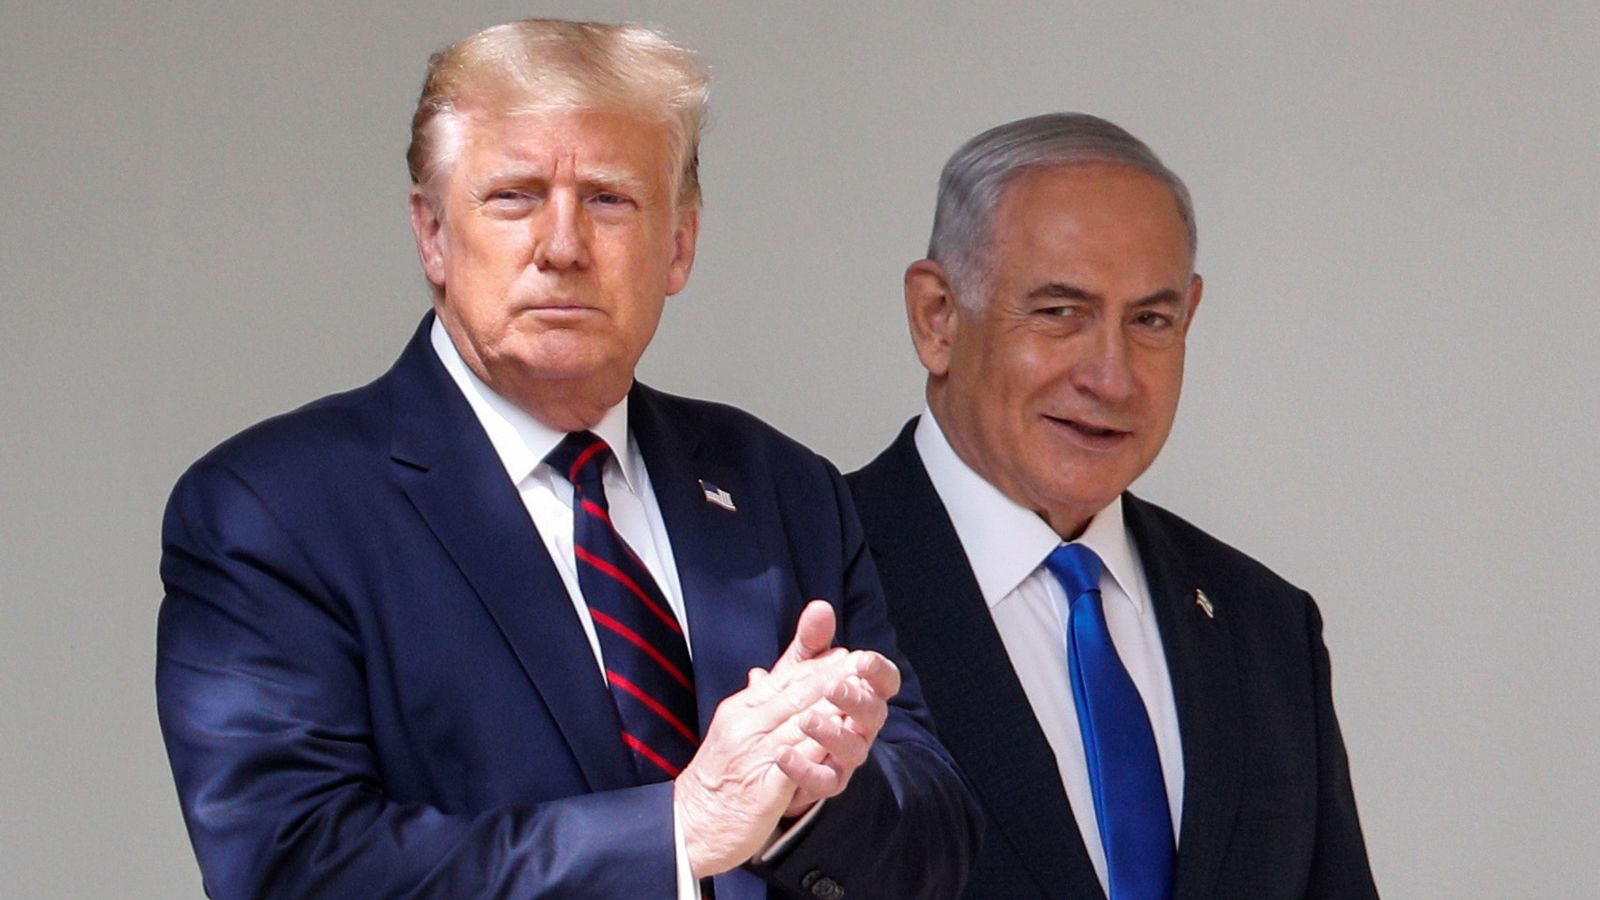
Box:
[1039,305,1086,320]
[589,191,634,208]
[1129,309,1186,348]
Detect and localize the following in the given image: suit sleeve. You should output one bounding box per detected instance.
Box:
[1303,597,1380,898]
[750,462,982,899]
[156,462,678,899]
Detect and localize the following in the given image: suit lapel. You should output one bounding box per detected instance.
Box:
[386,315,635,793]
[630,385,782,738]
[629,391,779,900]
[854,422,1103,900]
[1124,493,1242,900]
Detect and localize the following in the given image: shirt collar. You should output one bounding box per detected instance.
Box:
[430,316,638,489]
[1073,491,1147,614]
[914,407,1145,613]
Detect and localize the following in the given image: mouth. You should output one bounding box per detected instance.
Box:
[520,299,600,317]
[1045,415,1131,449]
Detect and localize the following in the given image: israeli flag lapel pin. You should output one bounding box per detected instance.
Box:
[699,479,736,512]
[1194,588,1215,619]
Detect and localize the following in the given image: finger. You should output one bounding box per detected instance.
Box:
[775,744,840,801]
[804,695,843,721]
[765,708,830,758]
[798,708,872,771]
[849,650,902,699]
[772,651,888,720]
[775,734,847,817]
[731,644,870,734]
[773,600,836,672]
[724,660,842,739]
[791,732,829,764]
[747,666,768,687]
[826,677,890,736]
[743,647,848,713]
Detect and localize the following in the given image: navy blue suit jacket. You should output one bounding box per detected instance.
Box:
[156,320,978,899]
[848,420,1377,899]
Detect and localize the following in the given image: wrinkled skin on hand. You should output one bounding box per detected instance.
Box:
[674,600,901,877]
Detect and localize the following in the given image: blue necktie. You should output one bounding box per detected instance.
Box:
[546,432,699,784]
[1045,543,1175,900]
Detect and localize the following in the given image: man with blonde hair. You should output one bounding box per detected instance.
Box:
[157,19,977,899]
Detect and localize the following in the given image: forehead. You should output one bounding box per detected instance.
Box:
[453,107,676,183]
[990,162,1192,283]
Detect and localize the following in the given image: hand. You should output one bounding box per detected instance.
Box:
[764,603,901,818]
[674,601,847,876]
[775,659,898,817]
[674,601,899,877]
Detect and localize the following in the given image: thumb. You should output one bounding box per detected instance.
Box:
[775,599,836,671]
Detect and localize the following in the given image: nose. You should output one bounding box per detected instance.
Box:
[1071,322,1137,405]
[531,192,591,271]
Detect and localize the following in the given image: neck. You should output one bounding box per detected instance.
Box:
[493,375,629,433]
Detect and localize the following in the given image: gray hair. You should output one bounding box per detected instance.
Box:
[927,113,1197,306]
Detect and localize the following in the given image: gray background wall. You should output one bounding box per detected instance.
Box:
[4,1,1596,896]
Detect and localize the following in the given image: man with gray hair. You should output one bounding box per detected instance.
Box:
[849,113,1377,898]
[157,19,977,899]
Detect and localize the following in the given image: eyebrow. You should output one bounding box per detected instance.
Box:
[476,165,544,184]
[1131,288,1184,307]
[474,166,651,198]
[1028,282,1098,302]
[1027,282,1184,306]
[580,167,651,196]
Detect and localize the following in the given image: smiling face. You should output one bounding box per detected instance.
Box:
[409,107,698,429]
[909,162,1202,538]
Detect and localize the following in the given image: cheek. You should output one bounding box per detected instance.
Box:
[625,296,669,348]
[957,339,1039,419]
[999,342,1074,407]
[1143,357,1187,411]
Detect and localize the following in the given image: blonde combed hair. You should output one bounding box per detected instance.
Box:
[407,19,710,208]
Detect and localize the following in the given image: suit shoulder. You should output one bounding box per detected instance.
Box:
[178,377,390,491]
[1126,493,1311,605]
[1127,496,1330,657]
[846,439,907,506]
[844,436,891,497]
[639,385,833,475]
[844,420,922,510]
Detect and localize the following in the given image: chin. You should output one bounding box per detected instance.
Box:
[504,333,608,368]
[1045,474,1125,514]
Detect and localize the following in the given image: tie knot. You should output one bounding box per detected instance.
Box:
[1045,543,1104,602]
[545,431,613,491]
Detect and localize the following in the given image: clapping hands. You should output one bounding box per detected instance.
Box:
[674,600,901,877]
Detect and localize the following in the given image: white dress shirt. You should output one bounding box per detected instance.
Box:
[431,319,810,897]
[431,319,692,669]
[914,409,1185,894]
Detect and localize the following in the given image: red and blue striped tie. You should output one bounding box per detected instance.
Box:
[546,431,700,783]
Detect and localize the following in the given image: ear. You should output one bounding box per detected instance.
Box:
[1181,272,1204,336]
[664,205,701,297]
[905,259,962,378]
[409,187,447,290]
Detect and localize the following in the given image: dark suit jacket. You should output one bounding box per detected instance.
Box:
[156,319,978,900]
[847,419,1377,899]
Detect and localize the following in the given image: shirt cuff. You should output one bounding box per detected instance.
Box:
[755,799,826,862]
[672,796,826,897]
[673,801,701,900]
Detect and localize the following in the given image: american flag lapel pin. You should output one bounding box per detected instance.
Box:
[1194,588,1215,619]
[699,479,736,512]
